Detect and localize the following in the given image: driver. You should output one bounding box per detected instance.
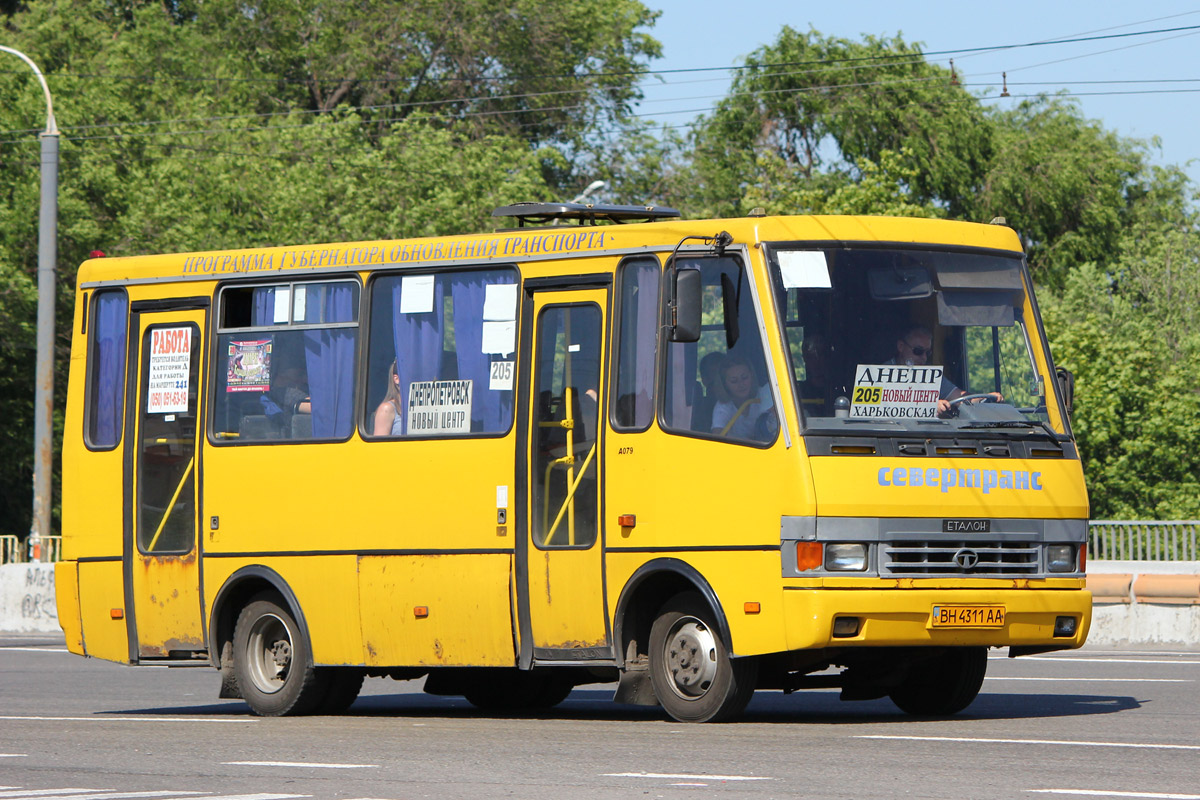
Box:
[889,325,1001,417]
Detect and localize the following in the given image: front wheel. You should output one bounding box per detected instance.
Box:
[648,593,757,722]
[889,647,988,716]
[233,593,327,716]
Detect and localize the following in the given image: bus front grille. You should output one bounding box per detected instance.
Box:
[881,540,1041,576]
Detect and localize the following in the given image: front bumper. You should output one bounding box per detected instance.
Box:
[782,587,1092,650]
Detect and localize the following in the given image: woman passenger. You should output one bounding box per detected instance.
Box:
[372,360,404,436]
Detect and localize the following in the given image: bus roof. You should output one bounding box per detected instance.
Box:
[75,213,1025,288]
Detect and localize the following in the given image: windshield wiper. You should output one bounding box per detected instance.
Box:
[959,419,1064,442]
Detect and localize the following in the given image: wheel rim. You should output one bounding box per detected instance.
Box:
[245,612,292,695]
[662,615,719,699]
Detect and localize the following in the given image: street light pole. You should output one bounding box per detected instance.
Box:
[1,45,59,563]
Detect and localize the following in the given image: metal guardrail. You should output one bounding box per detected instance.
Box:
[1088,521,1200,561]
[0,535,62,565]
[0,535,18,564]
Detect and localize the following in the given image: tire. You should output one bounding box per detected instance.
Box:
[232,593,328,716]
[314,668,365,715]
[463,671,574,711]
[889,647,988,716]
[648,592,757,723]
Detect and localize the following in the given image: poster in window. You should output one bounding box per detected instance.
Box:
[226,339,272,393]
[147,327,192,414]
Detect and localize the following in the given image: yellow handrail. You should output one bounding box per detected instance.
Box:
[543,444,597,546]
[146,457,194,552]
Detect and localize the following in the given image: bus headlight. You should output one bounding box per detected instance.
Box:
[1046,545,1075,572]
[825,543,867,571]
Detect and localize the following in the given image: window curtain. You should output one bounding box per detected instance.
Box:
[91,292,128,447]
[451,272,515,433]
[303,285,356,438]
[392,277,445,435]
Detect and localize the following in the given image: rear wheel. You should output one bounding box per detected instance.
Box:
[648,592,756,722]
[315,668,365,714]
[233,593,327,716]
[889,647,988,716]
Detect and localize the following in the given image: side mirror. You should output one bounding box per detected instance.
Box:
[1056,366,1075,413]
[670,268,701,343]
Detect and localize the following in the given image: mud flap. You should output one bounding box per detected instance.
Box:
[613,656,658,706]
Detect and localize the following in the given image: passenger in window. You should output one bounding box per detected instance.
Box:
[260,365,310,434]
[372,360,404,436]
[711,354,776,441]
[890,325,1000,416]
[691,351,727,432]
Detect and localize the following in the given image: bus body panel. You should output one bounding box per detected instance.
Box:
[55,561,84,654]
[203,555,362,665]
[357,553,515,667]
[812,457,1089,518]
[76,560,129,662]
[605,550,789,657]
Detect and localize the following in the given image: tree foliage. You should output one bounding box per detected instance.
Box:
[0,8,1195,532]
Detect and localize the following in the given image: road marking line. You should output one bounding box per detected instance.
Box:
[0,792,207,800]
[0,647,68,653]
[224,762,379,770]
[603,773,771,781]
[0,716,254,724]
[984,681,1190,686]
[858,735,1200,751]
[1017,657,1200,665]
[1028,790,1200,799]
[197,795,309,799]
[0,755,27,758]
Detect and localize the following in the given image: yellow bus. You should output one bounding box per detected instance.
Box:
[56,204,1091,722]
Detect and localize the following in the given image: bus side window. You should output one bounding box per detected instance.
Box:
[212,281,359,443]
[366,267,519,438]
[661,256,776,445]
[85,289,129,450]
[611,257,660,431]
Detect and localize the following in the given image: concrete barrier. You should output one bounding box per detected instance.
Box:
[2,560,1198,645]
[0,562,59,633]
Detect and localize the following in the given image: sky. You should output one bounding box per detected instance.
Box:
[640,1,1200,186]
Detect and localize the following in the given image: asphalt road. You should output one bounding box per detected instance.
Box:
[2,634,1198,800]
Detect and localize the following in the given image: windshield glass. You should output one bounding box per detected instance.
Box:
[770,246,1064,437]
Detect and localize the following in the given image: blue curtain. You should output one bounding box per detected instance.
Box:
[304,285,356,438]
[392,277,445,435]
[451,272,515,433]
[252,287,276,326]
[91,291,128,447]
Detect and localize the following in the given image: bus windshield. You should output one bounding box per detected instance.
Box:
[770,245,1064,437]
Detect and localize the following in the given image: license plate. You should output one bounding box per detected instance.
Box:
[930,605,1006,628]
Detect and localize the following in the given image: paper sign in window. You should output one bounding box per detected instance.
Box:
[400,275,435,314]
[292,285,307,322]
[147,327,191,414]
[407,379,472,435]
[273,287,291,323]
[778,251,832,289]
[482,320,516,355]
[483,284,518,321]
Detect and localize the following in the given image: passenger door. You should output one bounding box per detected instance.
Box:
[517,288,610,664]
[125,308,206,660]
